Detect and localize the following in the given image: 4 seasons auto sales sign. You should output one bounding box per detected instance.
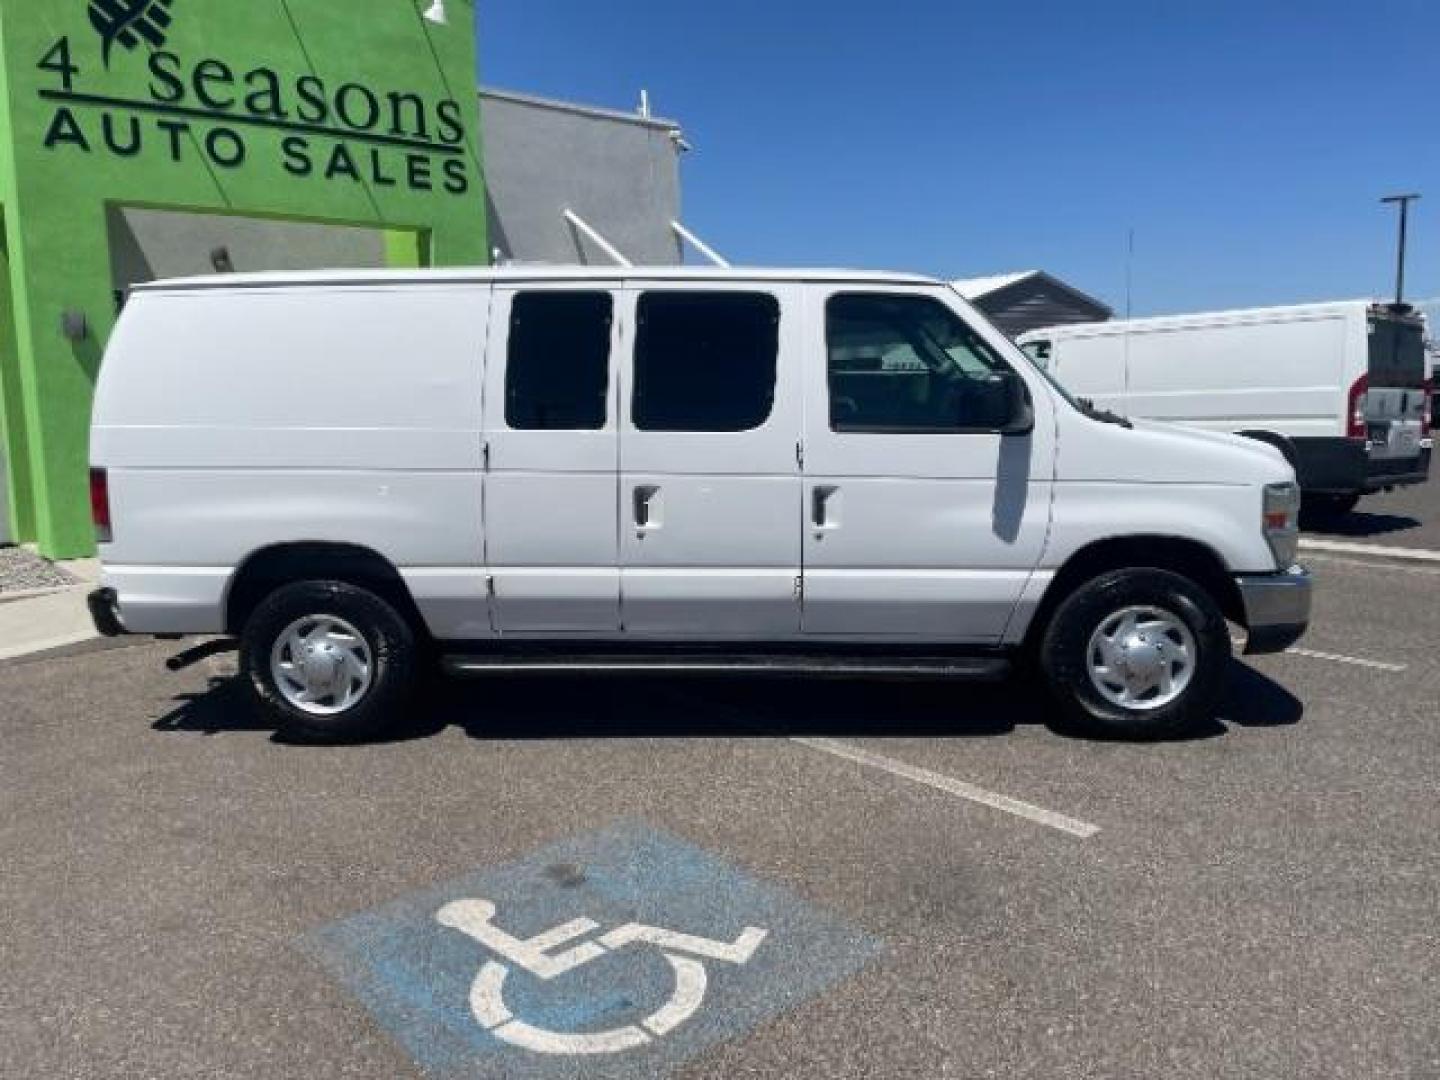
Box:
[36,0,474,197]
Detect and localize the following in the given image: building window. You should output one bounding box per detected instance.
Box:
[506,292,613,430]
[633,292,779,432]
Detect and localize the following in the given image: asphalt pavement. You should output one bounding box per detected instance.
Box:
[1304,474,1440,550]
[1,542,1436,1079]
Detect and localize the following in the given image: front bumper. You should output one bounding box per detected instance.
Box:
[1236,566,1312,655]
[87,588,127,638]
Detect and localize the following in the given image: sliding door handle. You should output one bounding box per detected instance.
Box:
[634,485,662,533]
[812,485,840,531]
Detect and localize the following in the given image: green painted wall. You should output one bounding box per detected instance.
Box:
[0,0,487,556]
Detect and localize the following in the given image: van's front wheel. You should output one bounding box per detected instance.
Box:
[240,580,418,742]
[1039,569,1230,740]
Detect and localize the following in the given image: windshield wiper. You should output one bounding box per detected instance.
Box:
[1076,397,1134,429]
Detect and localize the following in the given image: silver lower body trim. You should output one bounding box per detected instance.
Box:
[442,653,1012,681]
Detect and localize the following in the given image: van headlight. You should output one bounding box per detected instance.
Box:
[1263,482,1301,568]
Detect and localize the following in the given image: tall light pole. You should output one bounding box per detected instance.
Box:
[1381,193,1421,307]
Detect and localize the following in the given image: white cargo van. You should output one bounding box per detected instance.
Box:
[1018,302,1433,516]
[89,268,1311,741]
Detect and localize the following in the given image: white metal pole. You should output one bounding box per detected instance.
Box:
[671,221,731,268]
[563,210,634,268]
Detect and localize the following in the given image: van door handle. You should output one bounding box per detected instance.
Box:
[812,486,840,532]
[634,485,662,534]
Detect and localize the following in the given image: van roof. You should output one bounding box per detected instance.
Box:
[134,266,945,292]
[1017,299,1381,342]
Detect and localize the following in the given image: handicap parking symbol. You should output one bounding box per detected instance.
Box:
[302,821,884,1079]
[438,896,767,1055]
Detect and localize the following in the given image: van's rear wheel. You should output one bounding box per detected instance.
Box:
[1039,569,1229,740]
[240,580,417,742]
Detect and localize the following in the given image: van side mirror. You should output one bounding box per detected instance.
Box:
[998,371,1035,436]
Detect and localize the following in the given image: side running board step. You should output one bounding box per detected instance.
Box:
[442,654,1011,681]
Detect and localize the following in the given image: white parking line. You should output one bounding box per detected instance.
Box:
[790,736,1100,839]
[1303,553,1440,578]
[1300,538,1440,563]
[1232,635,1408,673]
[1284,648,1408,673]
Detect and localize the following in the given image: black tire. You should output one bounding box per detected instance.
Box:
[239,580,418,743]
[1301,493,1361,523]
[1039,569,1230,740]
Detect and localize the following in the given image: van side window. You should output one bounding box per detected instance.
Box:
[827,293,1016,433]
[633,292,779,432]
[506,292,613,430]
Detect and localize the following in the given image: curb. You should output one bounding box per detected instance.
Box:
[0,634,159,670]
[0,630,99,664]
[0,583,80,606]
[0,584,100,662]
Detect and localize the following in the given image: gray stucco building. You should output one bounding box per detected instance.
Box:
[480,88,686,266]
[104,87,690,298]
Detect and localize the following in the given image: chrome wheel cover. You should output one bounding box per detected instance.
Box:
[270,615,374,716]
[1086,605,1197,712]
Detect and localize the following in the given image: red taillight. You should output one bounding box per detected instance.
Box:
[1346,374,1369,440]
[90,468,112,543]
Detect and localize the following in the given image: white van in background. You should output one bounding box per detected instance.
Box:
[89,267,1310,743]
[1018,302,1433,517]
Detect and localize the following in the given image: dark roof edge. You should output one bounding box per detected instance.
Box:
[987,271,1114,319]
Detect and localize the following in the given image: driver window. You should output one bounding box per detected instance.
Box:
[826,293,1016,433]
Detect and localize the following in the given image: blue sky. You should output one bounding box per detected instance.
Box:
[478,0,1437,316]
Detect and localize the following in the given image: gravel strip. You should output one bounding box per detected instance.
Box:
[0,546,77,594]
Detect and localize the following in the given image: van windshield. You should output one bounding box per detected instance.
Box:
[1369,315,1426,389]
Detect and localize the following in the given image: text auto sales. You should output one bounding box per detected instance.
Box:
[39,40,471,195]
